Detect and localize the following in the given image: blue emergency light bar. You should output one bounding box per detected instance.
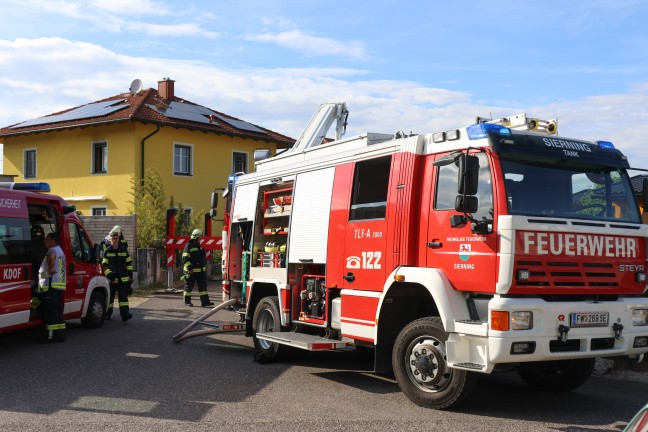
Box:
[596,140,616,149]
[467,123,511,140]
[0,182,51,192]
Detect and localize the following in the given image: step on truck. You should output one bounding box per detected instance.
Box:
[220,103,648,409]
[0,183,109,335]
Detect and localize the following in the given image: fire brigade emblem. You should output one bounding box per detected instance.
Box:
[459,244,471,261]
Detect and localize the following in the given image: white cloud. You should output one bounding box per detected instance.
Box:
[90,0,170,15]
[126,22,220,39]
[1,37,647,170]
[246,29,368,61]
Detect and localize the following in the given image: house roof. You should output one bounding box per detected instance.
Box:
[0,87,295,147]
[631,174,648,194]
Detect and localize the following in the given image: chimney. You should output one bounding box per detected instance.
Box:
[158,78,175,100]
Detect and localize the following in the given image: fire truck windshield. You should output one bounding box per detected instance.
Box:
[501,159,641,223]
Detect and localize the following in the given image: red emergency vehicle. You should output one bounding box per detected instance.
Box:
[0,183,109,334]
[220,104,648,409]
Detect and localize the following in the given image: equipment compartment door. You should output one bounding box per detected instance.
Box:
[426,152,498,293]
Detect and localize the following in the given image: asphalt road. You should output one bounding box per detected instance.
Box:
[1,283,647,432]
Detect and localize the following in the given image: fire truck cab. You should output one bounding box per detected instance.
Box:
[222,104,648,409]
[0,183,109,335]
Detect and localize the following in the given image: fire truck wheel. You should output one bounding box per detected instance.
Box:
[252,296,290,362]
[517,358,595,393]
[81,290,106,329]
[392,317,476,410]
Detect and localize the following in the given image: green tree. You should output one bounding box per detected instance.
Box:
[130,168,167,247]
[175,202,188,236]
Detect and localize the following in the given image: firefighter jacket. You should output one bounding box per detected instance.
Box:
[102,243,133,284]
[182,238,207,275]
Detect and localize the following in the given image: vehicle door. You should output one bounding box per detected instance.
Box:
[426,151,499,293]
[64,221,95,314]
[338,156,392,291]
[0,217,32,321]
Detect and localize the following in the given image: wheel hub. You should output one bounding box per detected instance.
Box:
[407,338,449,389]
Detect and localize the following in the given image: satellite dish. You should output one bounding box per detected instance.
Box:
[129,79,143,95]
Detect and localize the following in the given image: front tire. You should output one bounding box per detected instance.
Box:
[518,358,595,393]
[252,296,290,362]
[392,317,476,410]
[81,290,106,329]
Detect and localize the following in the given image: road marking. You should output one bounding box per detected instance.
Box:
[126,352,159,358]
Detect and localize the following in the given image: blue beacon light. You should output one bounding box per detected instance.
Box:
[467,123,511,140]
[596,140,616,149]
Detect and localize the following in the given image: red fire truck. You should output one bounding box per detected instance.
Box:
[0,183,109,335]
[220,103,648,409]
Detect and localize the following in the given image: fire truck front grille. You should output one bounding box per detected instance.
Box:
[515,259,618,289]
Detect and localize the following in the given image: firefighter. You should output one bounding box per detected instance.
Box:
[182,229,214,307]
[102,228,133,322]
[37,233,66,343]
[101,225,128,253]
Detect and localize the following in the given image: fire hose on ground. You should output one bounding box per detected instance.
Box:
[172,298,242,343]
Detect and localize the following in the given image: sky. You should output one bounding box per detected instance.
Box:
[1,0,648,174]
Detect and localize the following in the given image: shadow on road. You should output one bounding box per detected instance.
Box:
[0,295,287,422]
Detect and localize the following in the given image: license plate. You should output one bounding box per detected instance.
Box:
[570,312,609,328]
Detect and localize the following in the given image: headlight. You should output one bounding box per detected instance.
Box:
[511,311,533,330]
[632,309,648,326]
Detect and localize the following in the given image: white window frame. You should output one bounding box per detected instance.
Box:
[91,141,108,175]
[23,148,37,179]
[173,143,193,176]
[91,206,107,216]
[232,150,248,174]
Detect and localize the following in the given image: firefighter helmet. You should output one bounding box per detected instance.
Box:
[191,229,203,238]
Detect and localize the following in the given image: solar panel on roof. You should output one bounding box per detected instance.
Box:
[210,113,266,134]
[11,99,129,129]
[147,103,216,125]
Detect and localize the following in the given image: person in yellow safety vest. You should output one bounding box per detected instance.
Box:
[102,228,133,322]
[182,229,214,307]
[37,233,66,343]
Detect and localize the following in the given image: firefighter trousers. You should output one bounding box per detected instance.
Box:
[39,288,66,342]
[183,272,210,306]
[108,281,131,320]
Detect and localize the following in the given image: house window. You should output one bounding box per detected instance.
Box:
[92,141,107,174]
[233,151,248,174]
[91,207,107,216]
[24,149,37,179]
[174,144,192,176]
[349,156,392,221]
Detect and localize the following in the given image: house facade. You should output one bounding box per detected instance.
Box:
[0,78,294,219]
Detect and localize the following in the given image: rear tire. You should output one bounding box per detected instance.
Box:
[392,317,476,410]
[252,296,290,363]
[517,358,595,393]
[81,290,106,329]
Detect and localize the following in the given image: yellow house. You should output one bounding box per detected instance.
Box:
[0,78,294,220]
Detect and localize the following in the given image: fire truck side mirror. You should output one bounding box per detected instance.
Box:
[211,191,219,210]
[457,154,479,196]
[455,195,478,214]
